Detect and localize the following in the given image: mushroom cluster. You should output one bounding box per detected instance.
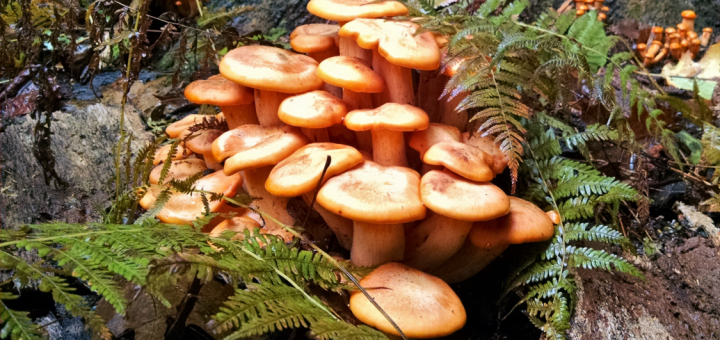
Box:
[557,0,609,21]
[634,10,714,66]
[139,0,559,337]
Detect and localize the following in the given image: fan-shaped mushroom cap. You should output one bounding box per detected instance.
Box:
[184,75,254,106]
[266,143,364,197]
[219,45,324,94]
[317,161,425,224]
[316,56,385,93]
[139,170,243,225]
[306,0,408,21]
[278,91,347,128]
[423,141,494,182]
[153,144,192,165]
[290,24,339,53]
[344,103,429,132]
[349,262,466,338]
[209,214,263,240]
[462,132,508,175]
[339,19,440,70]
[211,125,308,175]
[409,123,462,157]
[421,170,509,221]
[149,159,208,185]
[469,197,554,248]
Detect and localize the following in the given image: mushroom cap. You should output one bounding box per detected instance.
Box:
[423,141,495,182]
[219,45,324,94]
[317,161,426,224]
[149,159,208,185]
[166,114,209,138]
[339,19,441,70]
[409,123,462,157]
[421,170,509,221]
[651,26,664,34]
[278,91,348,128]
[184,75,254,106]
[306,0,408,22]
[186,129,224,155]
[316,56,385,93]
[462,132,508,175]
[266,143,364,197]
[290,24,339,53]
[211,124,308,175]
[139,170,243,225]
[677,23,688,31]
[469,197,554,248]
[209,214,263,240]
[703,28,713,33]
[153,144,192,165]
[344,103,429,132]
[666,27,677,34]
[349,262,466,338]
[681,10,696,19]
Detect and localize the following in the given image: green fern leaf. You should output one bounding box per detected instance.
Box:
[0,293,43,340]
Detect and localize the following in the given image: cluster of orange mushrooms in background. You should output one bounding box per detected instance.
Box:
[634,10,714,66]
[138,0,560,337]
[556,0,610,20]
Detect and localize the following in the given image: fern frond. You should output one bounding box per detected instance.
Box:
[0,293,42,340]
[564,223,626,245]
[565,246,642,277]
[309,319,387,340]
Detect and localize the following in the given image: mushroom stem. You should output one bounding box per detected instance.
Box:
[338,22,372,64]
[352,221,404,266]
[300,127,331,143]
[428,238,508,284]
[417,71,447,123]
[308,46,340,63]
[255,90,291,127]
[371,129,407,167]
[302,194,353,249]
[243,166,295,241]
[343,89,374,152]
[372,49,414,106]
[440,91,468,132]
[219,104,259,129]
[403,212,473,271]
[420,163,443,176]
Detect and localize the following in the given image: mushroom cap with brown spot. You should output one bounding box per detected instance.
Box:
[462,132,508,175]
[219,45,324,94]
[317,161,426,224]
[186,129,224,155]
[139,170,243,225]
[469,197,554,248]
[421,170,509,221]
[349,262,466,338]
[149,159,208,185]
[209,214,263,240]
[408,123,462,157]
[306,0,408,22]
[290,24,339,53]
[423,141,494,182]
[266,143,364,197]
[316,56,384,93]
[153,144,192,165]
[184,75,254,106]
[339,19,440,70]
[344,103,429,132]
[211,125,308,175]
[278,91,348,128]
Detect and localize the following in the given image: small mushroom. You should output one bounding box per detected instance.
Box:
[422,141,495,182]
[149,159,207,185]
[316,56,385,151]
[184,75,257,129]
[404,170,510,271]
[344,103,429,167]
[651,27,664,42]
[290,24,340,63]
[700,28,713,47]
[349,262,466,338]
[278,90,348,143]
[408,123,462,174]
[219,45,324,127]
[635,43,647,58]
[690,38,701,58]
[681,10,696,33]
[186,129,225,170]
[339,19,440,106]
[593,0,603,10]
[462,132,508,175]
[317,161,426,266]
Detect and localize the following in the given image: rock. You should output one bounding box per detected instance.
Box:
[226,0,322,35]
[0,77,160,228]
[674,201,720,246]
